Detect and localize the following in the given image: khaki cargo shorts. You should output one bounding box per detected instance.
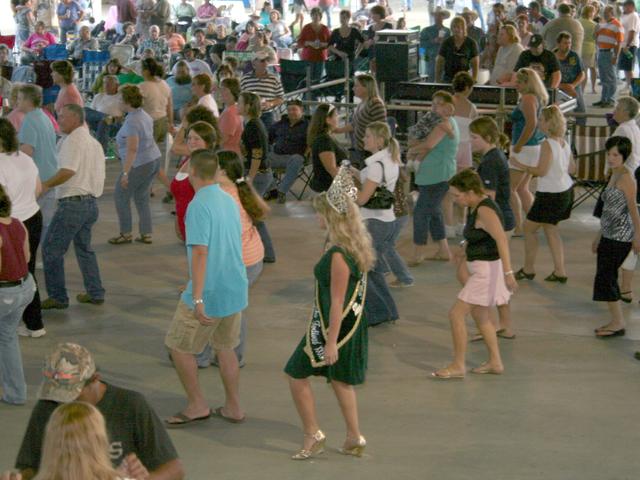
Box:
[165,300,241,354]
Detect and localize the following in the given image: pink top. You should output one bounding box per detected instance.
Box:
[24,32,57,51]
[7,109,58,133]
[54,84,84,116]
[197,3,216,19]
[7,110,24,132]
[220,184,264,266]
[219,104,243,154]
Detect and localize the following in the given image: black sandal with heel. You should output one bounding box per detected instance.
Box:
[515,268,535,281]
[544,272,568,284]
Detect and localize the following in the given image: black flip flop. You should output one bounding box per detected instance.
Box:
[165,409,212,428]
[596,328,626,338]
[212,406,245,424]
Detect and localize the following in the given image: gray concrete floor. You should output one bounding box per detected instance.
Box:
[2,150,640,480]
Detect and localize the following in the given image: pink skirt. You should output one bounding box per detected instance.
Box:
[458,260,511,307]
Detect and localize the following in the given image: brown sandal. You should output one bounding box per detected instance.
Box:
[108,234,132,245]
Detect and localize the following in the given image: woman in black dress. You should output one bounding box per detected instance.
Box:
[308,103,349,193]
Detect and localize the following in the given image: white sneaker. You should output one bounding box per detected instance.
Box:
[17,325,46,338]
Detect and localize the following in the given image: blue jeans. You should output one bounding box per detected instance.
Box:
[196,260,263,366]
[382,215,414,284]
[321,6,332,28]
[114,160,159,235]
[575,84,586,126]
[598,48,617,104]
[59,24,78,44]
[252,170,276,261]
[426,54,437,82]
[472,0,485,31]
[413,181,449,245]
[268,152,305,195]
[85,107,120,153]
[42,196,105,304]
[0,275,35,404]
[260,111,276,132]
[38,189,58,246]
[365,219,399,325]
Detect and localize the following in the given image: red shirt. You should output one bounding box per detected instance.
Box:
[0,218,28,281]
[170,158,195,239]
[298,23,331,62]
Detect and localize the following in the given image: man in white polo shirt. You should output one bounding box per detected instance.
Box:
[620,0,640,92]
[40,104,106,310]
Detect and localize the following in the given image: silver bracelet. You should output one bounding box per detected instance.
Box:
[504,270,514,276]
[193,298,204,305]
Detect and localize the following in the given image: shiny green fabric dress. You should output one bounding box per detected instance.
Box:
[284,246,368,385]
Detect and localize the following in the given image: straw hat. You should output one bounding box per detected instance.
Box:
[461,7,479,21]
[433,6,451,18]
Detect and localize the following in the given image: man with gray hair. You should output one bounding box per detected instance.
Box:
[39,104,106,309]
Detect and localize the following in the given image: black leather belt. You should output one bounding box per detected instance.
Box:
[0,275,29,288]
[59,195,95,202]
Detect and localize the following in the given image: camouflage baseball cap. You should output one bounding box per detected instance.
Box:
[38,343,96,403]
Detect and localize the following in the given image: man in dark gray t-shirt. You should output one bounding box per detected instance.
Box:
[14,343,184,480]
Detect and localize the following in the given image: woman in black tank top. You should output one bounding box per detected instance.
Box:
[432,170,517,379]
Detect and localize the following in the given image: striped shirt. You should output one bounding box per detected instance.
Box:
[596,18,624,50]
[352,98,387,151]
[239,73,284,113]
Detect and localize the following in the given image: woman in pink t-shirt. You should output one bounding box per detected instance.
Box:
[22,21,57,57]
[218,77,243,154]
[51,60,84,117]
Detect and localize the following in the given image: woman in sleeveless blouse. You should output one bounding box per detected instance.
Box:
[284,169,375,460]
[510,105,575,283]
[432,170,516,379]
[593,136,640,338]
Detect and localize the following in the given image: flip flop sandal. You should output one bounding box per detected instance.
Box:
[620,292,633,304]
[471,363,504,375]
[596,328,626,338]
[135,235,153,244]
[212,406,246,424]
[496,329,516,339]
[431,368,465,379]
[108,234,132,245]
[469,333,484,342]
[165,409,212,428]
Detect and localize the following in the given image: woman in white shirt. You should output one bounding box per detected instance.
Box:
[510,105,575,283]
[0,118,44,338]
[354,122,408,326]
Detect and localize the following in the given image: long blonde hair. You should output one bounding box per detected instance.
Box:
[366,121,400,163]
[313,194,375,273]
[34,402,121,480]
[515,67,549,106]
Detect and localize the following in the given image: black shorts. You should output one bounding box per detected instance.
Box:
[527,188,573,225]
[618,46,637,72]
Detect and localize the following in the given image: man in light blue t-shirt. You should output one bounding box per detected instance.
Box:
[164,149,248,427]
[18,84,59,243]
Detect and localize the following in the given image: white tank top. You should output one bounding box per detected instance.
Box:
[538,138,573,193]
[454,115,473,142]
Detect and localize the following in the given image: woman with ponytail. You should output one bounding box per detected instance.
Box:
[216,150,269,365]
[353,121,406,326]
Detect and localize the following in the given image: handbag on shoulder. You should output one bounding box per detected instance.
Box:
[363,161,395,210]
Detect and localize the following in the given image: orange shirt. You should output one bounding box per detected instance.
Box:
[219,103,243,155]
[220,184,264,267]
[596,18,624,49]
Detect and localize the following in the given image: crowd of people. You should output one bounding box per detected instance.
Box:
[1,0,640,477]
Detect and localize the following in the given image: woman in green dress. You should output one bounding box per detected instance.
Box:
[284,165,376,461]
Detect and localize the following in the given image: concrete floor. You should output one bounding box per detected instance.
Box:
[2,150,640,480]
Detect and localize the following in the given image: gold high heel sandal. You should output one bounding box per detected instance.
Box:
[291,430,326,460]
[339,435,367,457]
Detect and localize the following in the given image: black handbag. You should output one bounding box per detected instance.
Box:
[363,161,395,210]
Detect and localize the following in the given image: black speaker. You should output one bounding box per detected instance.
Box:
[375,42,419,83]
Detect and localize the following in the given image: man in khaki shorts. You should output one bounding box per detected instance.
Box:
[165,149,248,427]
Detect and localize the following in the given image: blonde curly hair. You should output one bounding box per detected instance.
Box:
[313,194,376,273]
